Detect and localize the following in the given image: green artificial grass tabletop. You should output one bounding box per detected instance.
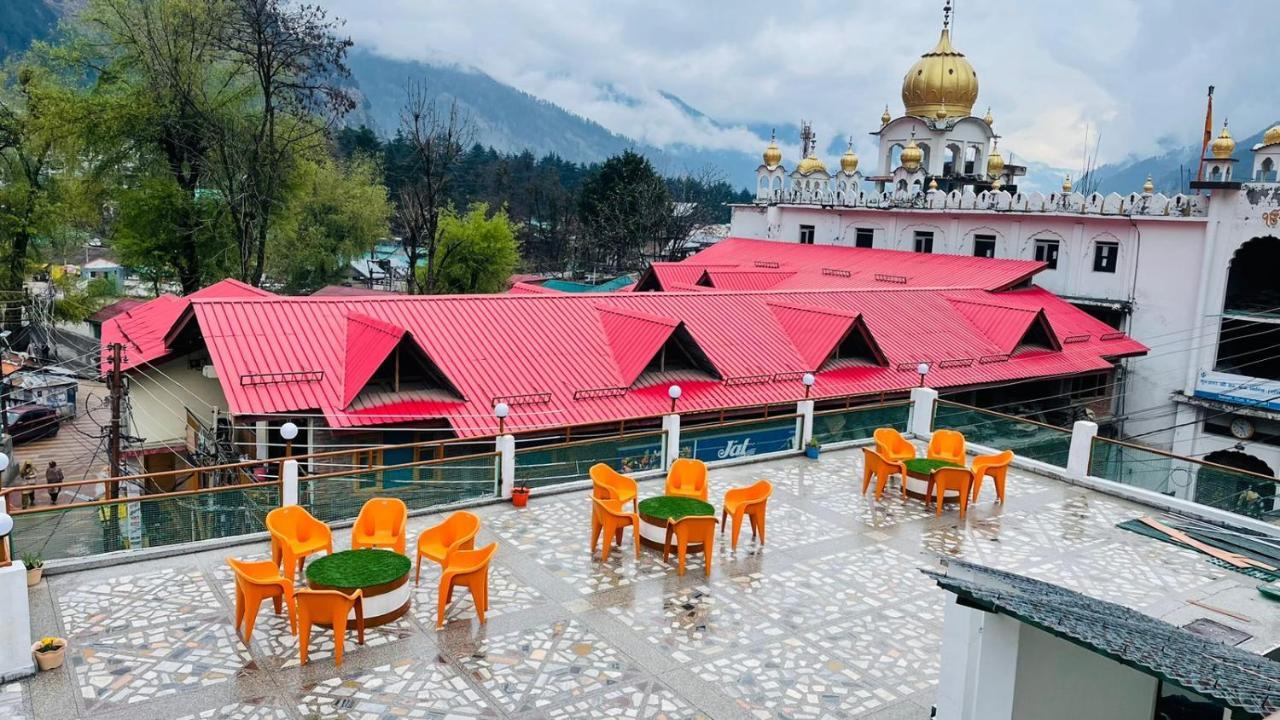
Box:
[306,549,411,589]
[638,495,715,520]
[902,458,962,475]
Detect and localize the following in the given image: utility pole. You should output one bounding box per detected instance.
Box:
[107,342,123,498]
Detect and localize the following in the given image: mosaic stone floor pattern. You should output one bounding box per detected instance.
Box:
[8,445,1258,719]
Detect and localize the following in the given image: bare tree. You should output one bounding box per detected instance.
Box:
[394,84,471,294]
[660,166,727,262]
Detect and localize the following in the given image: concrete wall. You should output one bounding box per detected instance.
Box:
[1010,625,1157,720]
[127,354,228,447]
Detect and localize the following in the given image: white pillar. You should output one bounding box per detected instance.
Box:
[935,599,1022,720]
[908,387,939,437]
[662,414,681,469]
[0,498,34,682]
[255,420,268,460]
[496,434,515,499]
[281,460,298,506]
[1067,421,1098,480]
[797,400,815,446]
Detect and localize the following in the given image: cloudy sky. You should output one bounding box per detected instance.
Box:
[319,0,1277,172]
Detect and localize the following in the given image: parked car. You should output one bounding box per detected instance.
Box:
[6,405,60,444]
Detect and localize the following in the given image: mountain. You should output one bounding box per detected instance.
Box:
[0,0,60,59]
[1087,125,1274,196]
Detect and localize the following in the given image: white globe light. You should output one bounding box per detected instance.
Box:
[917,362,930,376]
[668,385,682,400]
[279,422,299,441]
[0,452,9,473]
[0,512,12,538]
[802,373,816,387]
[493,402,510,419]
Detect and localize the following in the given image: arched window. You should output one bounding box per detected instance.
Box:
[896,179,908,192]
[889,143,904,170]
[964,145,979,174]
[1210,165,1222,181]
[1196,450,1274,516]
[944,143,961,176]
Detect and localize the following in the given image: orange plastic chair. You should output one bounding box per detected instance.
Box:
[720,480,771,551]
[590,497,640,562]
[436,542,498,627]
[590,463,638,513]
[265,505,333,578]
[351,498,409,554]
[971,450,1015,504]
[415,510,480,584]
[665,458,708,501]
[227,557,296,642]
[927,429,966,465]
[874,428,916,464]
[927,466,974,518]
[862,447,907,500]
[664,515,717,576]
[295,588,364,667]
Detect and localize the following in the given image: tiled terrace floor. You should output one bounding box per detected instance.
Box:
[6,446,1277,719]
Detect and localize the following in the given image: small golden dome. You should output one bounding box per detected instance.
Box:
[1142,175,1154,194]
[900,138,924,172]
[762,131,782,168]
[1061,174,1072,193]
[881,105,892,126]
[839,142,859,174]
[1263,124,1280,146]
[983,107,994,126]
[928,177,939,191]
[795,153,828,175]
[986,144,1005,179]
[991,178,1004,191]
[935,103,949,120]
[1210,122,1235,159]
[901,27,979,119]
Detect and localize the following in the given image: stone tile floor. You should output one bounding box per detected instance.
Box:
[6,446,1276,719]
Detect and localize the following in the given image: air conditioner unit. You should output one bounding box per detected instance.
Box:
[202,365,218,379]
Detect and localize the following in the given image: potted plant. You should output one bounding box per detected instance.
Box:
[805,438,821,460]
[31,636,66,671]
[22,552,43,586]
[511,482,530,508]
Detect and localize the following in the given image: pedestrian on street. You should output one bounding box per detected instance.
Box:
[46,461,64,505]
[19,461,36,509]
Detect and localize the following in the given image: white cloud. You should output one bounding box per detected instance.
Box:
[322,0,1278,171]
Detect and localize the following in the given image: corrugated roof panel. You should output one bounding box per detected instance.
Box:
[342,313,406,407]
[595,305,679,386]
[768,302,858,370]
[947,298,1039,354]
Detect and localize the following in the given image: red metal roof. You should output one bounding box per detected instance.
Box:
[342,313,407,406]
[111,282,1145,437]
[637,237,1044,292]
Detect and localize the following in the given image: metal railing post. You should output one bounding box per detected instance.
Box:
[908,387,939,437]
[497,435,515,499]
[662,414,681,470]
[1067,421,1098,480]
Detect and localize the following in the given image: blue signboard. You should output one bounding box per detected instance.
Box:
[678,423,798,463]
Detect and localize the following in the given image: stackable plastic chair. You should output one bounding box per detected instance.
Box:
[873,427,916,464]
[295,588,364,667]
[590,463,639,513]
[437,542,498,627]
[664,515,718,577]
[971,450,1015,503]
[665,458,708,501]
[590,497,640,562]
[927,429,966,465]
[862,447,907,500]
[351,497,409,554]
[227,557,296,642]
[415,510,480,584]
[927,466,975,519]
[721,480,772,551]
[265,505,333,578]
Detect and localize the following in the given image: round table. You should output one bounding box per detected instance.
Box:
[637,496,716,551]
[902,458,964,502]
[305,549,411,627]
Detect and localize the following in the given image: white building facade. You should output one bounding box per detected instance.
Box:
[730,8,1280,505]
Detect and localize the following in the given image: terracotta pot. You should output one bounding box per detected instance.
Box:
[26,567,43,587]
[511,489,530,508]
[32,640,66,671]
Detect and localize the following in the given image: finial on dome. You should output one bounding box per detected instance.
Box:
[1142,175,1154,194]
[762,128,782,168]
[991,178,1004,191]
[1210,119,1235,159]
[936,102,948,120]
[928,177,939,191]
[942,0,952,29]
[901,129,924,172]
[983,106,994,126]
[881,105,892,126]
[840,137,859,174]
[1062,174,1072,193]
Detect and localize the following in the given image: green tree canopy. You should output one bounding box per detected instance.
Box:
[425,203,520,294]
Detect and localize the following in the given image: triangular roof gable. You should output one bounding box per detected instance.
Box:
[343,313,408,407]
[701,269,796,291]
[1012,309,1062,354]
[821,315,889,369]
[768,302,860,370]
[634,322,722,384]
[948,298,1060,354]
[596,305,681,386]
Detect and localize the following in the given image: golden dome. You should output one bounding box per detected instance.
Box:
[935,103,949,120]
[928,177,939,191]
[1263,124,1280,146]
[839,142,859,174]
[762,132,782,168]
[983,107,994,126]
[900,138,923,172]
[1142,175,1154,194]
[986,144,1004,179]
[795,153,828,175]
[901,28,979,119]
[991,178,1004,191]
[1061,174,1072,193]
[1210,122,1235,159]
[881,105,892,126]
